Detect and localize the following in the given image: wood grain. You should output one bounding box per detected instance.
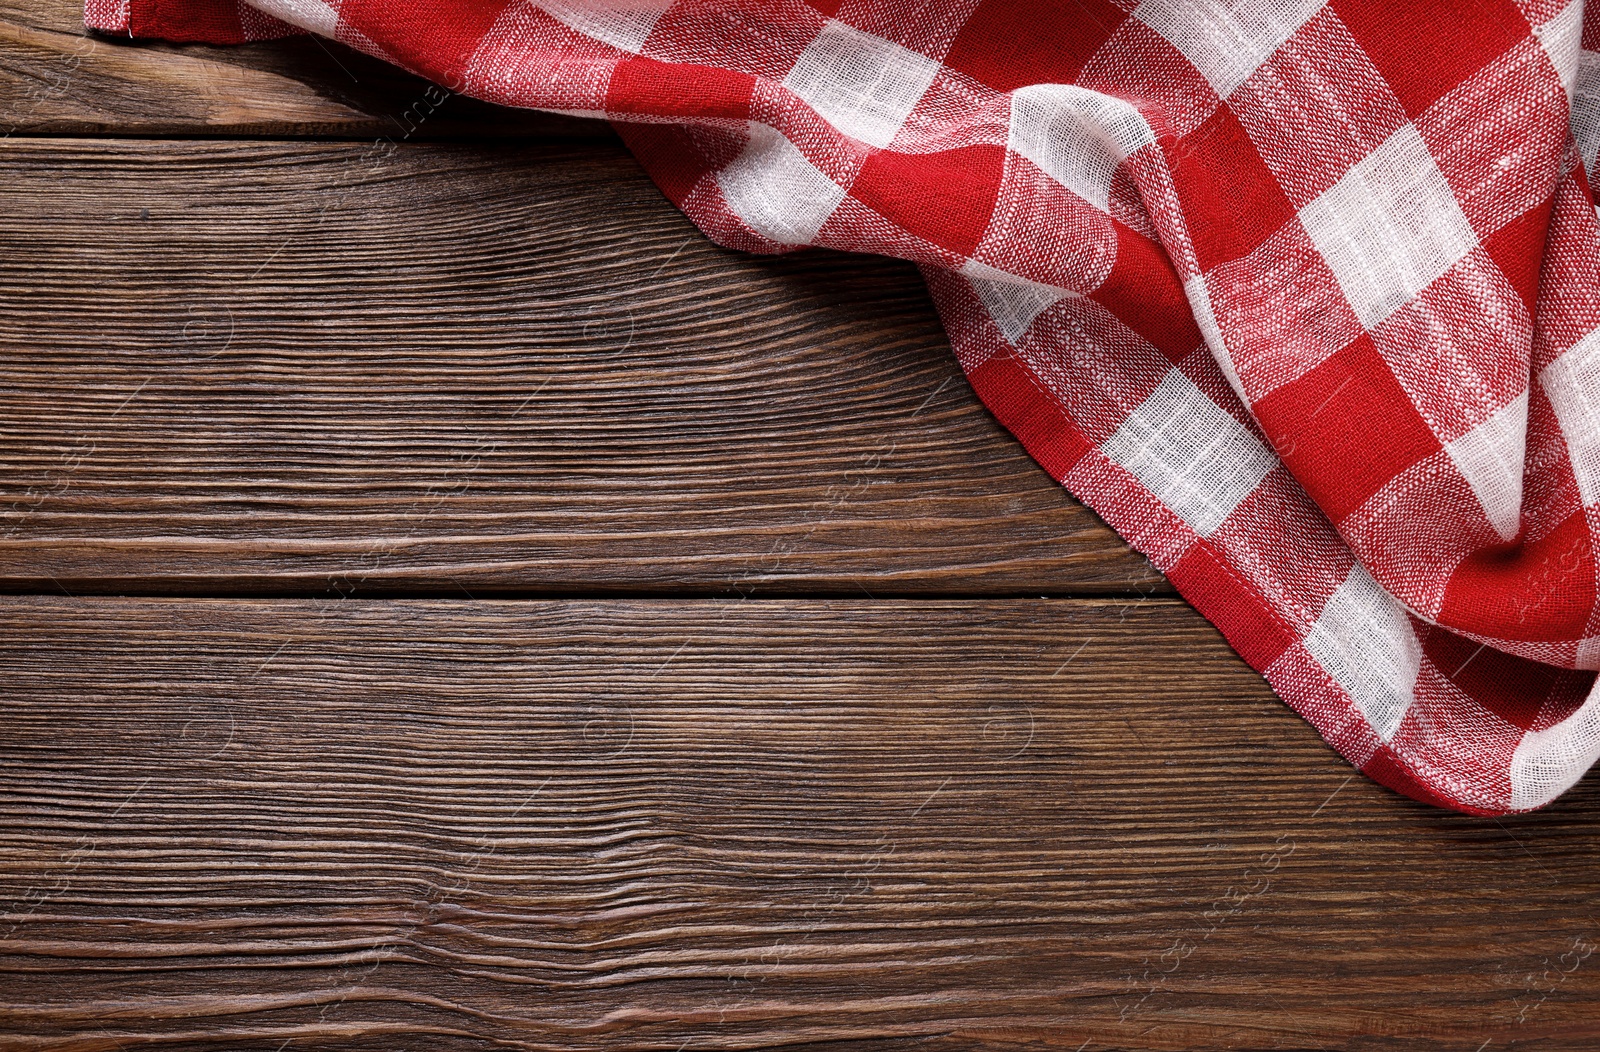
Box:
[4,14,1585,1050]
[0,136,1163,597]
[0,596,1596,1051]
[0,0,595,137]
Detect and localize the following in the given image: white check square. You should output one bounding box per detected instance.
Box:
[538,0,667,53]
[1541,326,1600,507]
[1298,123,1477,331]
[1134,0,1328,99]
[717,124,845,246]
[1534,0,1583,99]
[1511,695,1600,811]
[1305,563,1421,742]
[1007,84,1155,212]
[782,20,940,149]
[257,0,339,35]
[962,260,1076,344]
[1101,368,1276,536]
[1571,48,1600,172]
[1444,391,1527,541]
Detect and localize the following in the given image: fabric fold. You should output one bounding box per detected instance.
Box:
[88,0,1600,813]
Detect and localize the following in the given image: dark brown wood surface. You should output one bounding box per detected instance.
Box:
[0,5,1597,1050]
[0,136,1160,598]
[0,0,599,136]
[4,597,1600,1052]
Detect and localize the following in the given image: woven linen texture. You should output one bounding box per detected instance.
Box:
[89,0,1600,814]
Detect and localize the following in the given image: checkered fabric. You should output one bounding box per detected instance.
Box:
[89,0,1600,814]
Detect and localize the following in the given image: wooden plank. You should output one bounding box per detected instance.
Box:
[0,596,1597,1050]
[0,0,595,137]
[0,137,1164,597]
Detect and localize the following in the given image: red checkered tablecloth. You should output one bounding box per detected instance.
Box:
[88,0,1600,814]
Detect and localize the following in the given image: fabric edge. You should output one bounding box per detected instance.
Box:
[83,0,131,34]
[957,341,1545,817]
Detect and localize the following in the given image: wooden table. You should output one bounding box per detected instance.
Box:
[2,5,1599,1048]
